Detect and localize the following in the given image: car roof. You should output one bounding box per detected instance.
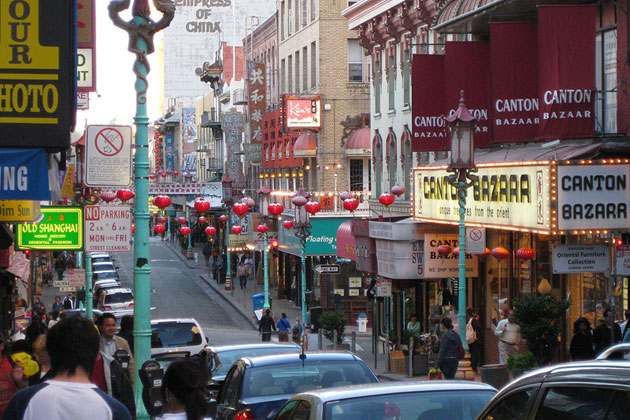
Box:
[102,287,133,294]
[93,269,117,274]
[293,381,497,402]
[151,318,201,325]
[90,253,111,258]
[208,343,302,352]
[241,351,363,367]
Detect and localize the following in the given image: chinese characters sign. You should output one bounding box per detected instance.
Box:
[222,113,244,185]
[247,61,265,164]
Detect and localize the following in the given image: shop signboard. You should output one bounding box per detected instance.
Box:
[0,201,40,222]
[283,95,321,130]
[84,205,132,252]
[348,277,362,288]
[376,278,392,297]
[16,207,83,250]
[413,163,551,233]
[552,244,610,274]
[0,149,51,200]
[67,269,85,288]
[557,164,630,231]
[616,245,630,276]
[278,218,350,256]
[228,234,248,248]
[355,237,377,273]
[423,234,478,279]
[375,239,424,279]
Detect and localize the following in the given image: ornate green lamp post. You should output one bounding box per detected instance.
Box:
[109,1,174,418]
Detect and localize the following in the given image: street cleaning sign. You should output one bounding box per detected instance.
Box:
[16,207,83,250]
[84,205,132,252]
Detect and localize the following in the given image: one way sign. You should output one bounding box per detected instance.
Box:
[313,264,340,274]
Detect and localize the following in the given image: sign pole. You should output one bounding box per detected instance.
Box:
[263,232,270,309]
[85,253,93,321]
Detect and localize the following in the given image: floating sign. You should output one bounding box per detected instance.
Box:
[552,244,610,274]
[16,207,83,250]
[84,205,132,252]
[376,278,392,297]
[77,48,94,90]
[77,92,89,110]
[0,201,40,222]
[0,149,50,200]
[85,125,133,187]
[284,96,321,130]
[616,245,630,276]
[313,264,339,274]
[67,269,86,288]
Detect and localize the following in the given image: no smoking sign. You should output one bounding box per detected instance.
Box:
[466,227,486,254]
[85,125,132,187]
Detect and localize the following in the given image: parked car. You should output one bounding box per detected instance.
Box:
[150,318,208,356]
[93,278,120,293]
[90,253,112,264]
[59,308,104,323]
[92,270,119,282]
[476,360,630,420]
[97,287,134,311]
[93,280,121,300]
[92,261,118,272]
[213,352,379,420]
[276,381,496,420]
[595,343,630,360]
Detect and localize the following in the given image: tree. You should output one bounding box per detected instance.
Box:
[513,294,571,366]
[318,311,345,344]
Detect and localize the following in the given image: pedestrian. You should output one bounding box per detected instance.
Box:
[592,308,622,355]
[244,253,254,283]
[0,333,27,416]
[202,242,212,267]
[494,309,521,365]
[25,316,46,345]
[45,312,58,329]
[570,317,595,361]
[466,308,482,373]
[117,315,134,356]
[406,315,421,339]
[236,261,248,290]
[155,358,211,420]
[54,254,66,281]
[3,316,131,420]
[62,292,77,310]
[276,313,291,342]
[435,317,461,380]
[29,334,52,386]
[51,296,63,315]
[259,309,276,342]
[620,309,630,340]
[292,318,303,344]
[32,297,45,319]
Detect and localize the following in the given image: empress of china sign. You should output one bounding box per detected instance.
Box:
[413,164,550,232]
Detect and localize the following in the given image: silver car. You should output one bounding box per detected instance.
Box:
[275,381,496,420]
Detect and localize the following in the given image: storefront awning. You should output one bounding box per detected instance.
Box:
[345,127,371,157]
[336,221,355,260]
[293,131,317,158]
[434,0,539,33]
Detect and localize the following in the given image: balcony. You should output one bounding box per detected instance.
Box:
[201,109,220,127]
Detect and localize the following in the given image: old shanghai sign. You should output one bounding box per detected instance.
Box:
[413,163,551,233]
[16,207,83,250]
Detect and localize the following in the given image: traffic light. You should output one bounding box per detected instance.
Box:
[270,239,279,258]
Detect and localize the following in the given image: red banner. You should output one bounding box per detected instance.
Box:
[491,22,538,143]
[444,42,491,148]
[411,54,447,152]
[537,5,596,139]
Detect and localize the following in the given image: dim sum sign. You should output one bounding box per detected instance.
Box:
[0,0,76,151]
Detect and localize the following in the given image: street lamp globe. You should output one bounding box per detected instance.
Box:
[446,90,476,171]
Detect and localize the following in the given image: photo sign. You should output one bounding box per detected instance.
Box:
[413,164,551,233]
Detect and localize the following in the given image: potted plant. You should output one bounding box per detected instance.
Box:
[506,351,536,379]
[400,329,429,376]
[318,311,347,349]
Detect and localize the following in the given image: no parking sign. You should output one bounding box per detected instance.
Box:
[85,125,132,187]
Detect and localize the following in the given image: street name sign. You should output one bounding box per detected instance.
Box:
[552,244,610,274]
[85,125,132,187]
[84,205,132,252]
[16,207,83,250]
[313,264,339,274]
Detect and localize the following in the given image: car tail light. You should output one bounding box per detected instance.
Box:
[234,409,253,420]
[102,306,112,310]
[129,302,134,307]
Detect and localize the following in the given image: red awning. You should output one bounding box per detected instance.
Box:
[345,127,371,156]
[72,132,85,146]
[293,131,317,157]
[336,221,355,261]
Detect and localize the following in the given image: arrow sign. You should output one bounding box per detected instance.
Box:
[313,264,340,274]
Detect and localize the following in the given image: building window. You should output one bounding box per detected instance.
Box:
[402,129,412,200]
[301,0,307,27]
[281,59,286,93]
[288,55,293,92]
[403,47,410,107]
[348,39,363,82]
[303,46,308,91]
[350,159,364,193]
[374,59,381,114]
[388,52,395,110]
[288,0,292,35]
[374,141,382,196]
[388,137,396,189]
[280,2,285,40]
[311,0,316,21]
[295,50,300,93]
[595,29,617,134]
[311,42,317,88]
[295,0,299,32]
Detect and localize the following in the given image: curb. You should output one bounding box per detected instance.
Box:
[199,274,256,330]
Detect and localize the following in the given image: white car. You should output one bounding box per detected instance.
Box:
[150,318,208,356]
[97,287,134,311]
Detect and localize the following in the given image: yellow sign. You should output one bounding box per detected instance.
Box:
[229,234,248,248]
[0,201,40,222]
[61,164,75,199]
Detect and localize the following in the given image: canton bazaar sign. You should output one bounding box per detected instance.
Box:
[413,164,551,232]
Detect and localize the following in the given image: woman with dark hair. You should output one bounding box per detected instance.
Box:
[156,358,210,420]
[570,317,595,360]
[435,317,462,379]
[117,315,134,356]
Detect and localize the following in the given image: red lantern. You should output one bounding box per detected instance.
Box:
[282,220,294,230]
[219,215,229,223]
[391,185,406,197]
[154,224,166,234]
[205,226,217,236]
[516,248,535,260]
[378,193,395,207]
[291,195,307,207]
[343,198,359,212]
[452,247,461,257]
[153,195,171,209]
[268,202,284,216]
[339,191,353,201]
[174,171,179,176]
[194,198,210,213]
[157,216,167,224]
[231,225,243,234]
[149,174,156,180]
[117,189,135,202]
[437,245,452,256]
[305,200,321,214]
[232,202,249,218]
[475,248,491,258]
[257,224,269,233]
[101,191,116,203]
[491,247,510,259]
[177,217,187,225]
[180,226,191,236]
[198,216,208,224]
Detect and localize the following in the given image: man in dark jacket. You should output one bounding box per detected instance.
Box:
[259,309,276,342]
[592,308,622,355]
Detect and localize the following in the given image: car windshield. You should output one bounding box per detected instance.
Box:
[94,271,117,281]
[212,347,300,377]
[104,293,133,304]
[92,257,112,263]
[151,322,202,348]
[324,390,495,420]
[242,360,377,398]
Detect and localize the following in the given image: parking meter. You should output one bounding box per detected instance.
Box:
[139,360,165,417]
[113,349,130,370]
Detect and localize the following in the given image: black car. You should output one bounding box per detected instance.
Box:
[477,360,630,420]
[213,351,379,420]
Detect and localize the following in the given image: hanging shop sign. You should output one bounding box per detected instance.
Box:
[411,54,446,151]
[369,219,425,240]
[615,245,630,276]
[552,244,610,274]
[376,278,392,297]
[85,125,133,187]
[375,239,425,279]
[278,218,350,257]
[423,234,478,279]
[165,134,175,172]
[67,269,85,288]
[16,207,83,250]
[0,149,51,200]
[0,201,40,222]
[283,95,321,130]
[413,163,551,233]
[247,61,265,164]
[84,205,132,253]
[557,164,630,231]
